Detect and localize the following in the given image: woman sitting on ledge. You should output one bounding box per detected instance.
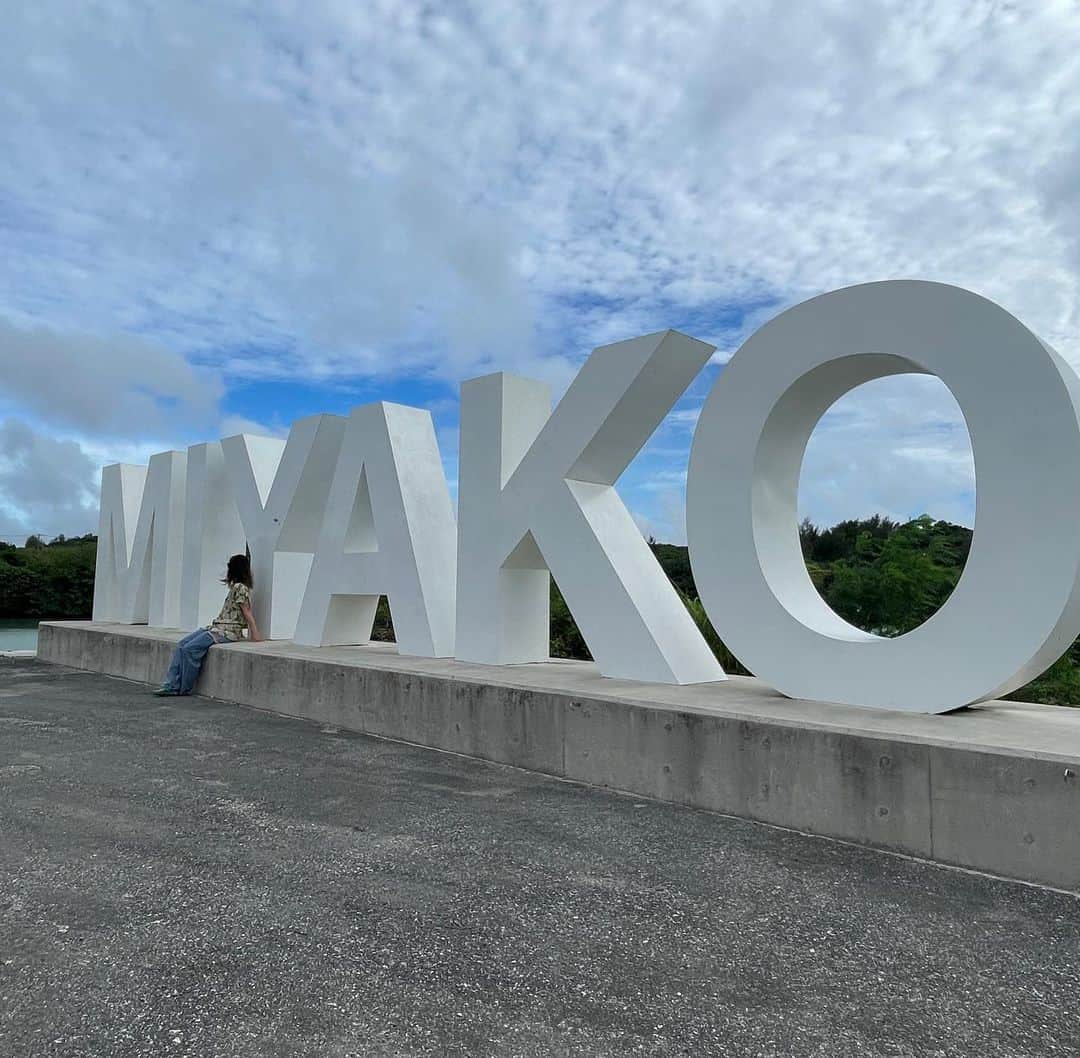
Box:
[154,553,262,697]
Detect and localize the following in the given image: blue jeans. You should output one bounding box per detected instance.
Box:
[163,629,223,695]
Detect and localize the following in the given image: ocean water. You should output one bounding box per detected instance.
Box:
[0,619,39,652]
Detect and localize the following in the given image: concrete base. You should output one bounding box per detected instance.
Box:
[36,621,1080,892]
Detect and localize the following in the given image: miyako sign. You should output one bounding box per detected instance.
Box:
[92,281,1080,714]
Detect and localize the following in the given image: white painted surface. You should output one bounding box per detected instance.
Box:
[687,280,1080,713]
[222,416,346,640]
[93,452,186,627]
[456,331,725,685]
[294,402,457,656]
[180,441,246,628]
[92,463,144,623]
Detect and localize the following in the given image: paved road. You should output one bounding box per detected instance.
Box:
[1,657,1078,1057]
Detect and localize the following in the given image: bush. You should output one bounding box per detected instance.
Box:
[0,535,96,618]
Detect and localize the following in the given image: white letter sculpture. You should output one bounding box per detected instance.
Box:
[180,441,246,628]
[87,280,1080,714]
[687,280,1080,713]
[93,451,187,627]
[294,402,457,656]
[456,331,725,685]
[222,415,345,640]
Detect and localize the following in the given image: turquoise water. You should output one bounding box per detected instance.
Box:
[0,619,39,652]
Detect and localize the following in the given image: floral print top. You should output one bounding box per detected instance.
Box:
[209,582,252,641]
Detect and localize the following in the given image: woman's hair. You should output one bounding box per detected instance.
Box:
[224,553,254,589]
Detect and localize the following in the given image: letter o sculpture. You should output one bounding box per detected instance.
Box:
[687,280,1080,713]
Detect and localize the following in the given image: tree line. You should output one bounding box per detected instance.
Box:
[0,534,97,619]
[3,518,1077,705]
[554,515,1080,707]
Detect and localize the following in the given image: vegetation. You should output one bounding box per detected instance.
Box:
[371,597,395,643]
[678,593,749,676]
[556,515,1079,709]
[549,515,975,660]
[551,580,590,661]
[5,516,1079,705]
[800,515,971,637]
[0,534,97,618]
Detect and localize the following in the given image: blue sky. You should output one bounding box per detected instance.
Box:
[2,0,1078,543]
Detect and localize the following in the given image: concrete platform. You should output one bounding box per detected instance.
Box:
[37,620,1080,892]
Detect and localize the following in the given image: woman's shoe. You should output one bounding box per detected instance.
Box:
[152,687,177,697]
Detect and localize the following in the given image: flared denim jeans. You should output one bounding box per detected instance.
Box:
[163,628,223,695]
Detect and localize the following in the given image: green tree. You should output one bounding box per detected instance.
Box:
[679,593,750,675]
[550,579,590,660]
[0,536,97,618]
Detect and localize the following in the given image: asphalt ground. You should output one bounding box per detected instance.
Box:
[1,656,1078,1057]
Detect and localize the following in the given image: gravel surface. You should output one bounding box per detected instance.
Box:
[1,656,1079,1057]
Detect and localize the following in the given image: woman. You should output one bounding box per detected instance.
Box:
[154,553,262,696]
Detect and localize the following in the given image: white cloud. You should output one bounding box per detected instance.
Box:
[798,375,975,527]
[0,420,100,540]
[218,415,289,440]
[6,0,1078,375]
[620,374,976,547]
[1,0,1078,535]
[0,318,222,437]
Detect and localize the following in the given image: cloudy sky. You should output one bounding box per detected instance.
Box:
[2,0,1078,544]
